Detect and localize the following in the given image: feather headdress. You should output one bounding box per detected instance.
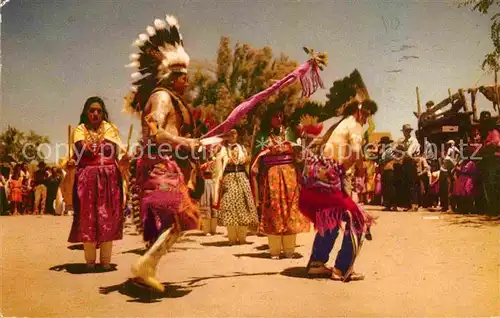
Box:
[123,14,190,115]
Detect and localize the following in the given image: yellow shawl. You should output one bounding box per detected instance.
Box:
[73,121,126,156]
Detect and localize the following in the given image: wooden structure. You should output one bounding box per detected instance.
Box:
[415,85,500,146]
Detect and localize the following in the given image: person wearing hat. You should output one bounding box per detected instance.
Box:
[418,101,436,127]
[378,136,397,211]
[33,161,48,215]
[398,124,421,158]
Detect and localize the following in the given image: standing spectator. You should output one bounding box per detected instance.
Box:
[45,166,62,215]
[477,116,500,215]
[452,147,479,214]
[398,124,421,158]
[0,167,9,215]
[8,165,23,216]
[415,153,430,208]
[379,136,397,211]
[33,162,48,215]
[428,161,440,209]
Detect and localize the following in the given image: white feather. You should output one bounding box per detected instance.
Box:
[131,72,142,79]
[133,39,145,47]
[146,26,156,37]
[154,19,166,29]
[166,15,178,27]
[125,61,140,68]
[129,53,140,61]
[139,33,149,42]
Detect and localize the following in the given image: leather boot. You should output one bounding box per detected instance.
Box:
[84,242,97,269]
[131,227,180,292]
[210,218,218,235]
[99,241,113,270]
[267,235,281,259]
[201,219,211,235]
[282,234,297,258]
[237,225,248,244]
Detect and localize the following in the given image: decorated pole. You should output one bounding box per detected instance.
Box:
[67,125,72,160]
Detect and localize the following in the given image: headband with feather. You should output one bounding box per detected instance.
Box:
[123,14,190,115]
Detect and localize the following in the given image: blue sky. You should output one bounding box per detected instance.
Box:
[1,0,496,162]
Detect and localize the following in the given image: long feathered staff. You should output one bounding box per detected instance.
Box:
[202,48,328,139]
[123,15,190,116]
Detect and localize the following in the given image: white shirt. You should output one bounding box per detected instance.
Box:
[398,136,420,157]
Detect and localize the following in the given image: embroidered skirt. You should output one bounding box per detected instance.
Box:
[68,163,123,243]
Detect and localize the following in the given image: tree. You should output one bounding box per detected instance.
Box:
[0,126,50,163]
[188,36,305,148]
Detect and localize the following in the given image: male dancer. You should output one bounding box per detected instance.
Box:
[124,14,201,292]
[301,100,377,281]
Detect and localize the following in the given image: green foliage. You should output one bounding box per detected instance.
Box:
[460,0,500,70]
[0,126,50,163]
[459,0,498,14]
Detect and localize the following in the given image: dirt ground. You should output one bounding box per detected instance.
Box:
[1,206,498,317]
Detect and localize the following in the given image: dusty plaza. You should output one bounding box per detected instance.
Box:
[1,207,498,317]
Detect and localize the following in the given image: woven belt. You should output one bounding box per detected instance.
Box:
[224,165,246,174]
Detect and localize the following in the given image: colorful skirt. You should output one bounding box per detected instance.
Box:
[68,163,123,243]
[136,156,199,243]
[218,172,259,227]
[258,163,310,235]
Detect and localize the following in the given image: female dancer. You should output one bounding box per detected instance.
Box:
[68,96,128,270]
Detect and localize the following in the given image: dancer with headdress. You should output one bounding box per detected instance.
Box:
[300,99,377,281]
[123,14,202,292]
[251,108,310,259]
[68,96,128,270]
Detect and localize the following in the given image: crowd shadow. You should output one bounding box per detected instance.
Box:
[49,263,117,274]
[99,279,200,303]
[443,213,500,228]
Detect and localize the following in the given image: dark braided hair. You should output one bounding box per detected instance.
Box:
[79,96,110,125]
